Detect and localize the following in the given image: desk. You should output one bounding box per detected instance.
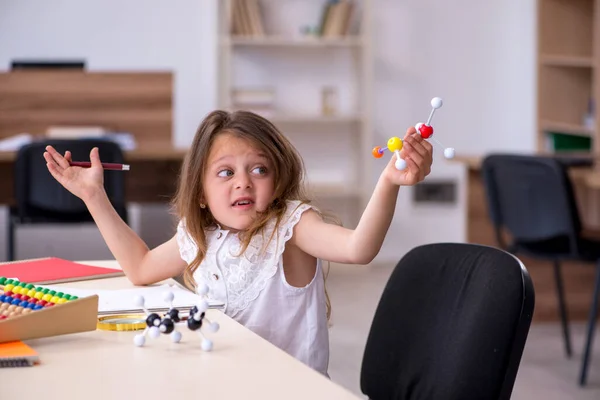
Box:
[3,260,360,399]
[0,147,187,205]
[453,154,600,190]
[0,70,182,205]
[452,155,600,322]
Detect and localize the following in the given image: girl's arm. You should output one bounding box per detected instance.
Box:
[44,146,187,285]
[85,190,187,285]
[290,128,433,264]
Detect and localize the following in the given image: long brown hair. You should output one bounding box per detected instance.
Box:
[171,110,333,318]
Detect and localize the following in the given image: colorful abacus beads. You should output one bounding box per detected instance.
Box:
[0,277,78,320]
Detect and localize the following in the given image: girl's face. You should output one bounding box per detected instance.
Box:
[203,133,275,231]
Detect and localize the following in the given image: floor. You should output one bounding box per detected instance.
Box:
[325,262,600,399]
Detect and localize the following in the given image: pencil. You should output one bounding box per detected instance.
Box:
[69,161,130,171]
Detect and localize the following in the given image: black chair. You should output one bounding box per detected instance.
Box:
[481,153,600,386]
[8,139,128,261]
[360,242,534,400]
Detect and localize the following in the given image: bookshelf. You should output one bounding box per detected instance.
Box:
[537,0,600,163]
[217,0,373,226]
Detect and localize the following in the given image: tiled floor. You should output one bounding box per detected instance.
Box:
[325,262,600,399]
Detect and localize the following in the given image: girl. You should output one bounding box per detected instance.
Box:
[43,110,433,376]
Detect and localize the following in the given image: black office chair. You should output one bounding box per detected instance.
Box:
[360,243,534,400]
[8,139,128,261]
[481,153,600,386]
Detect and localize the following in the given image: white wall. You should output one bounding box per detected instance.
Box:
[0,0,217,260]
[0,0,217,148]
[371,0,537,261]
[0,0,536,263]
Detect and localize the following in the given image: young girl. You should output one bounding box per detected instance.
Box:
[43,110,433,376]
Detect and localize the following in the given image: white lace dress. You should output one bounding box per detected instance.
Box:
[176,200,330,375]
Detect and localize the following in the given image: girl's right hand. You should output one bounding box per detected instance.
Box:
[44,146,105,202]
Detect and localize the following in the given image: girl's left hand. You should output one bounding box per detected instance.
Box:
[382,126,434,186]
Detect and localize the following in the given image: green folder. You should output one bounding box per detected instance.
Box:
[548,132,592,152]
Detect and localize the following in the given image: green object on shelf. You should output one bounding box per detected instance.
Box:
[548,131,592,151]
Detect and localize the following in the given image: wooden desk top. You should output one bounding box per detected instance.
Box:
[450,154,600,190]
[450,155,483,170]
[3,260,359,399]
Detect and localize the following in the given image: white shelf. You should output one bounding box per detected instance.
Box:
[223,35,364,48]
[540,120,594,137]
[539,54,594,68]
[217,0,373,225]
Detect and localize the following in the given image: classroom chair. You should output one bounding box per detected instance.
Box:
[360,242,535,400]
[480,153,600,386]
[8,139,128,261]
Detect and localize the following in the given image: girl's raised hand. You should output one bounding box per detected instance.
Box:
[382,127,433,186]
[43,146,105,202]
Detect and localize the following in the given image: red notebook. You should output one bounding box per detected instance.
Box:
[0,257,124,284]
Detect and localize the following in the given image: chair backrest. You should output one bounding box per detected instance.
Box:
[360,243,534,400]
[480,154,582,246]
[13,139,127,222]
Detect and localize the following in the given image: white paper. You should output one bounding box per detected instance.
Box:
[42,283,224,314]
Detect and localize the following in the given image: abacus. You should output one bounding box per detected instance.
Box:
[0,276,98,344]
[372,97,455,170]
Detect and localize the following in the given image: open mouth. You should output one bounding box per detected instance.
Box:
[232,198,254,207]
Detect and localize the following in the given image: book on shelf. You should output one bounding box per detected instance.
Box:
[319,0,356,37]
[545,131,592,153]
[231,0,265,37]
[230,0,357,39]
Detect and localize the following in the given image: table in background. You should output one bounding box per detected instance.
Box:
[3,260,359,399]
[452,155,600,323]
[0,147,186,205]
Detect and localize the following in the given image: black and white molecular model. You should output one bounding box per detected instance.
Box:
[132,282,220,350]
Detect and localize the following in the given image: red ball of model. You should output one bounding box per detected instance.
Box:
[419,124,434,139]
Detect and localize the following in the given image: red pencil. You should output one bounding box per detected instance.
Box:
[69,161,130,171]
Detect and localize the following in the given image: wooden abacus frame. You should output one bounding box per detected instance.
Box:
[0,295,99,344]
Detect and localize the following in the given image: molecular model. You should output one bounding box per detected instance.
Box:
[372,97,455,170]
[132,282,220,351]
